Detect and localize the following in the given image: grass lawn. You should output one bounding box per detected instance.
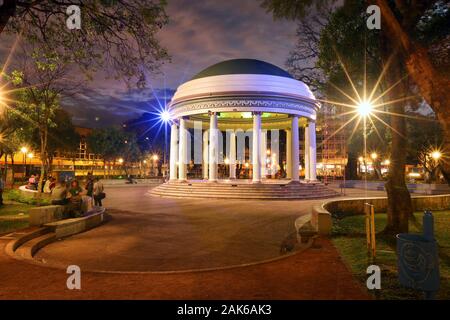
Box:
[331,211,450,300]
[0,197,33,234]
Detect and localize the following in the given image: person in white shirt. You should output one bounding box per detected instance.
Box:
[93,177,105,207]
[43,178,52,193]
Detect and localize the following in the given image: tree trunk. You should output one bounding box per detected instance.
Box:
[383,51,413,234]
[10,153,14,186]
[375,0,450,183]
[345,152,358,180]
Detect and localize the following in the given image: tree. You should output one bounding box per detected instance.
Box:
[264,0,417,233]
[87,126,131,178]
[8,47,75,192]
[373,0,450,183]
[45,109,80,172]
[262,0,450,183]
[1,0,169,86]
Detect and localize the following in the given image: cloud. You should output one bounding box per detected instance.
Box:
[1,1,297,127]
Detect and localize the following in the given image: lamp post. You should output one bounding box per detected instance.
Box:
[160,110,171,175]
[357,100,374,196]
[152,154,159,176]
[20,147,28,180]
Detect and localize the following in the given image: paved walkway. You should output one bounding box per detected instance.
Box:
[34,186,386,272]
[0,185,385,299]
[0,237,370,299]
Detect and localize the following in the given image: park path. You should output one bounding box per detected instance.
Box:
[0,237,369,299]
[0,185,383,299]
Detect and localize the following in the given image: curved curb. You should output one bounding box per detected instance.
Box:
[5,209,107,262]
[16,237,315,275]
[312,193,450,235]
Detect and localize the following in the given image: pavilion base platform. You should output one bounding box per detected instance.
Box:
[149,179,339,200]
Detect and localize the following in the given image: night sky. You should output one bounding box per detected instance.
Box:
[0,0,297,128]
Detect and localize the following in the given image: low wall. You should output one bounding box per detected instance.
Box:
[313,193,450,235]
[29,205,66,226]
[18,185,52,200]
[29,196,94,226]
[45,208,106,238]
[101,178,164,186]
[339,180,450,194]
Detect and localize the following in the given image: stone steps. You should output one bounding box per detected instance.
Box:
[15,232,56,259]
[150,182,339,200]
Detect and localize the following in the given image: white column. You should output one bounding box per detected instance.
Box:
[169,122,178,182]
[271,130,280,178]
[252,112,262,183]
[260,130,267,178]
[229,130,237,179]
[304,124,310,181]
[202,130,209,180]
[178,118,188,182]
[291,116,300,182]
[209,112,218,182]
[308,121,317,181]
[286,130,292,179]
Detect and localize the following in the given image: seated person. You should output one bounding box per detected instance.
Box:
[49,177,56,191]
[43,177,53,193]
[67,180,86,217]
[51,180,68,205]
[26,175,37,190]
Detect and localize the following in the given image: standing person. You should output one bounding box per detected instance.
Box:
[93,177,105,207]
[85,173,94,197]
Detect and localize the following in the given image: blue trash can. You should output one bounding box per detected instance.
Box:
[396,212,440,297]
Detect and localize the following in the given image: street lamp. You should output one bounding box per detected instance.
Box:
[357,100,373,118]
[20,147,28,179]
[371,152,378,161]
[160,110,172,172]
[357,100,374,195]
[431,150,442,161]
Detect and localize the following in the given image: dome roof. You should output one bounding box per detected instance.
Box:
[191,59,293,80]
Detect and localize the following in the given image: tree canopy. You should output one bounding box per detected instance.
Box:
[1,0,170,87]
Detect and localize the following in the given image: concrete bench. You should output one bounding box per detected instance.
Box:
[29,205,67,226]
[29,196,94,226]
[44,207,106,238]
[18,185,51,200]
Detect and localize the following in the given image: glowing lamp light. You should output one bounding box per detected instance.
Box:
[431,151,442,161]
[160,110,171,122]
[118,158,124,164]
[20,146,28,154]
[358,156,364,162]
[152,154,159,161]
[143,160,147,164]
[357,100,373,117]
[370,152,378,160]
[244,162,249,168]
[224,158,230,165]
[27,153,34,159]
[384,159,390,166]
